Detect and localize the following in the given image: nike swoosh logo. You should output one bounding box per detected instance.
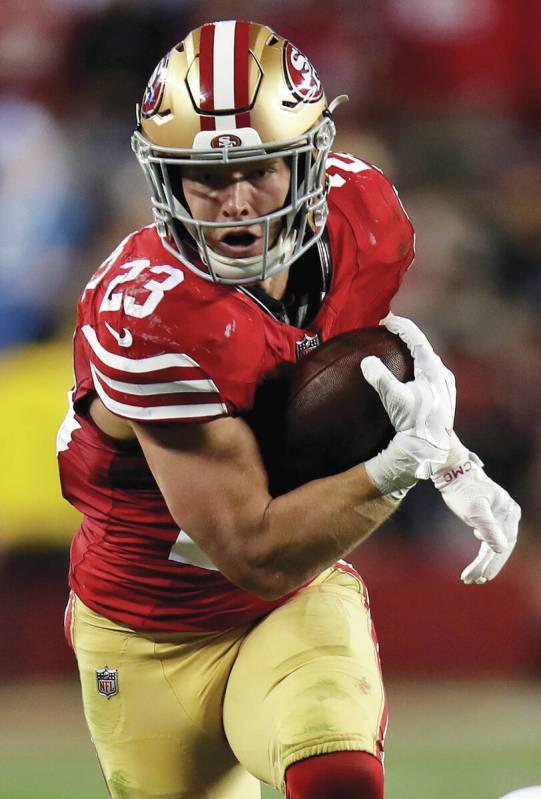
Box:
[105,322,133,348]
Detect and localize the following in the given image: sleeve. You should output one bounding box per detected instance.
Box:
[362,166,415,278]
[327,154,415,325]
[328,152,415,276]
[81,321,230,424]
[354,171,415,322]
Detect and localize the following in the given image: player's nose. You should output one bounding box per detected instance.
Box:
[221,179,253,219]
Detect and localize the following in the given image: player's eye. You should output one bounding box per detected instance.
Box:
[195,172,213,185]
[182,168,215,186]
[251,166,274,182]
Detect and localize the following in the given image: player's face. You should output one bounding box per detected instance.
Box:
[181,158,291,259]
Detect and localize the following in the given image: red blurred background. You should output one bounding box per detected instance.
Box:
[0,0,540,682]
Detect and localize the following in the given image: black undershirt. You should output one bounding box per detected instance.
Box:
[241,231,332,328]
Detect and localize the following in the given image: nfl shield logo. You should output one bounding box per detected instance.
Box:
[96,666,118,699]
[296,332,320,359]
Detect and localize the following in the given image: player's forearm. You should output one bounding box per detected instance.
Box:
[131,416,396,600]
[243,464,397,599]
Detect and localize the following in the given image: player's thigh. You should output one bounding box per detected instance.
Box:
[223,567,386,793]
[69,595,260,799]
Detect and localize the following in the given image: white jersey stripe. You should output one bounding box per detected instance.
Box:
[92,364,219,396]
[56,388,82,454]
[83,325,200,372]
[213,21,236,111]
[91,366,227,421]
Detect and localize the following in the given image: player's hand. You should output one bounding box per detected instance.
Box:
[432,433,521,583]
[361,314,456,497]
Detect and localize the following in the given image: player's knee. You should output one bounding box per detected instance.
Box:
[285,750,384,799]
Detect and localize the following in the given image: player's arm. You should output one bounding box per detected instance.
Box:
[130,413,394,600]
[129,314,456,600]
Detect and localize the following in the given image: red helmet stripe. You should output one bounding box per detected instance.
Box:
[234,20,251,128]
[199,23,216,130]
[235,110,251,127]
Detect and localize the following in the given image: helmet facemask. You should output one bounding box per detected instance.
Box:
[131,113,336,285]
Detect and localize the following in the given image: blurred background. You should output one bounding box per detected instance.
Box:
[0,0,540,797]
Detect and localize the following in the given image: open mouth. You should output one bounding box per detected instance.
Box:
[222,231,258,247]
[215,229,261,256]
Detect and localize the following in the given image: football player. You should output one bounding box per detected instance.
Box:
[57,21,520,799]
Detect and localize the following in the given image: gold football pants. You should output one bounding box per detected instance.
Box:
[69,565,386,798]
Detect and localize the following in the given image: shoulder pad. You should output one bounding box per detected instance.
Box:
[326,152,414,266]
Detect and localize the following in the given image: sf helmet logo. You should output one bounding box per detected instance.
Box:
[283,43,323,103]
[210,134,242,148]
[141,53,170,118]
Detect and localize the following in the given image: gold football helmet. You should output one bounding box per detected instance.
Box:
[132,20,346,284]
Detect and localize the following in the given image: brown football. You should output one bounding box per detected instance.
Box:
[245,326,414,495]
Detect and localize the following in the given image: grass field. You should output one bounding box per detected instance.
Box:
[1,680,539,799]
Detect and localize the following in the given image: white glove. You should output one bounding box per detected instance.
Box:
[362,314,456,497]
[432,433,521,584]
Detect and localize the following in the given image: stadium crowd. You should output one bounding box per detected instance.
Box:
[1,0,540,550]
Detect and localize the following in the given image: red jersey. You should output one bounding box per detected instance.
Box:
[57,153,414,632]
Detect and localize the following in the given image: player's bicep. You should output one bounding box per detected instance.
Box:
[130,415,272,578]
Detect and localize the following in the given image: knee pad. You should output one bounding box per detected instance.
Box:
[285,750,384,799]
